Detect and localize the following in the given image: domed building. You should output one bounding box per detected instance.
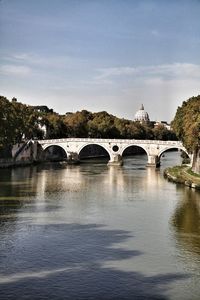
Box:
[134,104,150,123]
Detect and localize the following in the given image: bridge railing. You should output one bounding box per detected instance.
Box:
[37,138,183,146]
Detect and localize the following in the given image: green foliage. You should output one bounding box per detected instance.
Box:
[187,168,200,178]
[44,113,67,138]
[0,96,45,156]
[63,110,92,137]
[153,124,177,141]
[172,95,200,152]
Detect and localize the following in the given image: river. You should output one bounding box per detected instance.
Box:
[0,152,200,300]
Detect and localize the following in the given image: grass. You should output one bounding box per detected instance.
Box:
[187,168,200,178]
[164,165,200,188]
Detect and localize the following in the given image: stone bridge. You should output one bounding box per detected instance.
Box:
[37,138,188,167]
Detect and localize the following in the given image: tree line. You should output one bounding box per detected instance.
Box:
[0,95,176,158]
[172,95,200,173]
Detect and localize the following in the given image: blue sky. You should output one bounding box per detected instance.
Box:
[0,0,200,121]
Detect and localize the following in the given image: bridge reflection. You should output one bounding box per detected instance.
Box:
[29,156,168,201]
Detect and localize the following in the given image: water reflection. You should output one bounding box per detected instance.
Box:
[0,152,187,222]
[45,157,166,200]
[0,223,188,300]
[171,188,200,256]
[0,152,200,299]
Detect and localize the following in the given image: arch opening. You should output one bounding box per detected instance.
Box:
[43,145,67,162]
[159,148,190,167]
[112,145,119,152]
[79,144,110,163]
[122,145,148,167]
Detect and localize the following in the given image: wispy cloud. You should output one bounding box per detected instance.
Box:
[2,52,88,70]
[96,63,200,81]
[96,67,137,79]
[0,64,31,76]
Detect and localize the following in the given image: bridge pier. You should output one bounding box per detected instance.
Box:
[67,152,80,164]
[108,154,123,166]
[147,155,160,168]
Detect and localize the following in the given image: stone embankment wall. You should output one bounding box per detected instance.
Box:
[0,158,14,168]
[0,158,33,168]
[0,141,38,168]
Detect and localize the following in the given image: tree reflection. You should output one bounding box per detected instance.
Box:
[171,188,200,255]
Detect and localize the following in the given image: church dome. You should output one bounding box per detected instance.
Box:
[134,104,150,122]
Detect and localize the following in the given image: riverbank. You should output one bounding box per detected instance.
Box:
[164,165,200,190]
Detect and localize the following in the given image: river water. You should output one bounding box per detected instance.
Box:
[0,152,200,300]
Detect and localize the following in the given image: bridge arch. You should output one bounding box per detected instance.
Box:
[43,144,68,161]
[158,146,189,159]
[121,144,149,157]
[78,143,112,162]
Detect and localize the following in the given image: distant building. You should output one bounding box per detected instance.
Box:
[134,104,171,129]
[134,104,150,123]
[32,105,53,113]
[32,105,52,138]
[154,121,171,130]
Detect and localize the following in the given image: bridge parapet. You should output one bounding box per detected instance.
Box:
[38,138,184,145]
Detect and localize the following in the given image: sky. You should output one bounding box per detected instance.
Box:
[0,0,200,122]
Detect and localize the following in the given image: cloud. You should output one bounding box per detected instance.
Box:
[146,63,200,78]
[4,52,88,70]
[96,67,138,79]
[0,64,31,76]
[3,53,62,68]
[96,63,200,81]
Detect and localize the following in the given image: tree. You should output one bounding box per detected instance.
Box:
[152,124,176,141]
[172,96,200,173]
[0,96,47,157]
[64,110,92,137]
[45,113,68,138]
